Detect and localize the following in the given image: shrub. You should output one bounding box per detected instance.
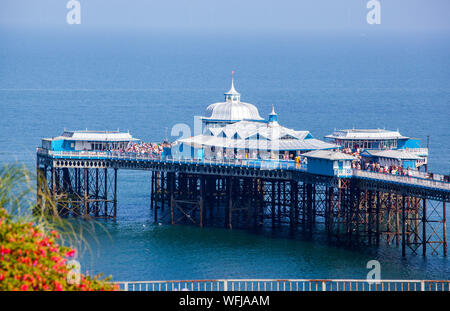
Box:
[0,207,118,291]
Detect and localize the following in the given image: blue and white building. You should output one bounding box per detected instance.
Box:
[41,130,139,152]
[301,150,355,177]
[360,149,425,170]
[172,80,338,160]
[201,79,265,129]
[325,128,428,170]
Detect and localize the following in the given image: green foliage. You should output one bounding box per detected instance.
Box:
[0,207,118,290]
[0,164,118,291]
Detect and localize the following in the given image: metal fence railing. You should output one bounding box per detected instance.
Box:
[37,148,307,171]
[353,169,450,191]
[37,148,450,191]
[114,279,450,292]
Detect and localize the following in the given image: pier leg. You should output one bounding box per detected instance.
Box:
[444,201,447,257]
[407,196,411,248]
[199,176,204,227]
[76,168,80,200]
[301,183,306,231]
[113,168,117,220]
[228,177,233,229]
[84,168,88,217]
[154,173,158,223]
[251,179,256,228]
[294,182,299,229]
[155,172,160,213]
[414,198,419,247]
[289,181,296,232]
[396,194,400,246]
[386,193,392,244]
[95,168,99,217]
[257,179,263,227]
[74,168,78,199]
[325,187,333,238]
[312,184,316,225]
[283,181,287,226]
[402,195,406,257]
[277,181,282,227]
[150,171,154,210]
[347,187,353,243]
[161,172,165,212]
[368,190,373,245]
[35,163,43,214]
[170,173,174,225]
[376,191,380,246]
[51,167,56,209]
[307,183,313,237]
[246,179,252,229]
[104,168,108,217]
[215,177,220,225]
[355,189,361,244]
[271,181,276,228]
[214,177,221,224]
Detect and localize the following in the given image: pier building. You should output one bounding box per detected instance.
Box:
[175,83,337,161]
[201,79,264,129]
[360,149,425,170]
[35,80,449,258]
[325,129,428,170]
[324,129,423,152]
[42,130,139,152]
[301,150,355,178]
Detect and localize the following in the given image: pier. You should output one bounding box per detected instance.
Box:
[36,148,449,257]
[35,80,450,257]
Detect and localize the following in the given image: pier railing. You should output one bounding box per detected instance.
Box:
[114,279,450,291]
[37,148,308,171]
[353,169,450,191]
[403,147,429,156]
[38,148,450,190]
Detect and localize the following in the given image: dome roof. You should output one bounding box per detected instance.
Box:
[203,101,264,121]
[202,78,263,122]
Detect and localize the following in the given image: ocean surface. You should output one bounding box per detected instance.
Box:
[0,29,449,280]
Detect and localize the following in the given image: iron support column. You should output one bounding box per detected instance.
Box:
[402,195,406,257]
[422,198,427,256]
[113,168,117,220]
[443,201,447,256]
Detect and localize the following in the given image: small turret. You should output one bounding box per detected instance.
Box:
[224,72,240,103]
[268,105,279,126]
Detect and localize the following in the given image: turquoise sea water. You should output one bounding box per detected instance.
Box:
[0,30,449,280]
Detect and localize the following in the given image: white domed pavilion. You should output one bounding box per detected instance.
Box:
[201,79,264,129]
[172,77,338,161]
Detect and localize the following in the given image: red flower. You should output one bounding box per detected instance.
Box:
[66,249,76,258]
[0,246,11,255]
[0,207,116,291]
[54,281,63,291]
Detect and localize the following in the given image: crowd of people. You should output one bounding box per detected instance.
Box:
[358,161,413,176]
[340,148,420,177]
[341,147,362,160]
[107,141,172,158]
[103,144,447,181]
